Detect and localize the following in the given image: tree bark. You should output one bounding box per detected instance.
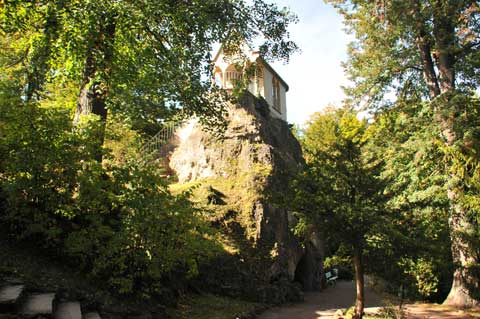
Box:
[433,6,456,93]
[444,201,480,307]
[416,34,440,99]
[74,13,116,162]
[437,95,480,307]
[413,1,440,100]
[414,3,480,307]
[353,245,365,319]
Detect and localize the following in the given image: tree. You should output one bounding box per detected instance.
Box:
[326,0,480,307]
[367,100,454,301]
[1,0,299,159]
[291,108,386,319]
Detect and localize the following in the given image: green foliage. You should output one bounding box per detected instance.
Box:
[0,101,219,299]
[289,107,386,317]
[326,0,480,305]
[1,0,299,131]
[365,100,453,300]
[324,251,354,271]
[326,0,480,108]
[0,102,84,242]
[0,0,302,304]
[399,257,439,298]
[292,108,385,249]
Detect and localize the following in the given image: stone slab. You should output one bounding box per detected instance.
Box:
[0,285,24,303]
[82,312,102,319]
[4,277,23,284]
[21,292,55,315]
[55,301,82,319]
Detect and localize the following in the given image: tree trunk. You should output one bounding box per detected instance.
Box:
[353,245,365,319]
[433,7,455,93]
[413,1,440,100]
[416,34,440,99]
[74,13,116,162]
[443,193,480,307]
[421,4,480,307]
[437,99,480,307]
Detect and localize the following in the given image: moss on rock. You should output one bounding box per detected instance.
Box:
[166,93,324,300]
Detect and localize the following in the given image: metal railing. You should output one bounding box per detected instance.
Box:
[139,120,183,162]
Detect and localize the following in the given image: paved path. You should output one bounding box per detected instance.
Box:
[257,281,478,319]
[257,281,383,319]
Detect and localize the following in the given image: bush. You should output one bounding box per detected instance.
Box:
[0,102,220,300]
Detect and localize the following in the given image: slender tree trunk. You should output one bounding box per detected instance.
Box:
[416,34,440,99]
[353,245,365,319]
[74,13,116,162]
[433,8,455,93]
[413,1,440,100]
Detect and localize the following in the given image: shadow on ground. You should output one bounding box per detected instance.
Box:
[404,304,478,319]
[257,281,383,319]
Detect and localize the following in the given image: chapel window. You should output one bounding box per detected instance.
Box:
[225,64,243,88]
[272,77,281,113]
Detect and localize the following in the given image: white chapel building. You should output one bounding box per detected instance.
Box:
[212,46,289,121]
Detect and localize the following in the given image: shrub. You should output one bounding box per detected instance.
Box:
[0,102,220,299]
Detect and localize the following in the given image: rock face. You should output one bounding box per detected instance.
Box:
[168,93,323,297]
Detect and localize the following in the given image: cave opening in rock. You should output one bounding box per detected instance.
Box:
[294,248,315,291]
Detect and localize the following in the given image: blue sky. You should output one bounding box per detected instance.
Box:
[269,0,352,125]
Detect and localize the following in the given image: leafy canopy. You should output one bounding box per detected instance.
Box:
[1,0,299,130]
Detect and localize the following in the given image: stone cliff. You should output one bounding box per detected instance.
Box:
[167,94,323,301]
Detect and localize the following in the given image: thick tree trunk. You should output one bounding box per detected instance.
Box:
[353,246,365,319]
[444,202,480,308]
[74,14,116,162]
[423,4,480,307]
[438,104,480,308]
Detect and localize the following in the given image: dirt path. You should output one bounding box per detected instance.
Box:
[257,281,477,319]
[257,281,383,319]
[403,304,478,319]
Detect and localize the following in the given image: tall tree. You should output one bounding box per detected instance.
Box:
[291,108,386,319]
[1,0,298,159]
[327,0,480,307]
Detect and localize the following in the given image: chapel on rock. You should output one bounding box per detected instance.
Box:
[212,45,289,121]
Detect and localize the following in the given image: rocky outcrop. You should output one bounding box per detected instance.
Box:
[168,93,324,299]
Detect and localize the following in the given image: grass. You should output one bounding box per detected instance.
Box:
[169,294,262,319]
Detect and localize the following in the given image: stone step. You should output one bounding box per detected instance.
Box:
[82,312,101,319]
[21,292,55,316]
[3,277,23,285]
[55,301,81,319]
[0,285,24,304]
